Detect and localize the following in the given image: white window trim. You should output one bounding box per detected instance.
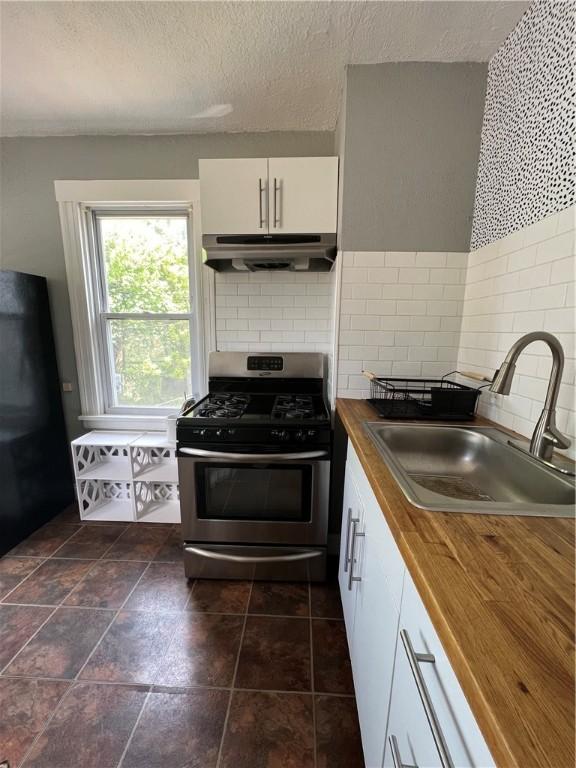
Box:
[55,179,215,431]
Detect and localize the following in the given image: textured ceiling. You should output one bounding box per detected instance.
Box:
[0,0,530,136]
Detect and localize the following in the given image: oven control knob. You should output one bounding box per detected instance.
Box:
[271,429,289,441]
[307,430,316,438]
[215,429,224,438]
[295,430,305,441]
[227,429,236,436]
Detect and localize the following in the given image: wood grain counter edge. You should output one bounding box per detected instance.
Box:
[335,398,575,768]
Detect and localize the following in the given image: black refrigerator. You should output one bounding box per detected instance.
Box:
[0,270,75,555]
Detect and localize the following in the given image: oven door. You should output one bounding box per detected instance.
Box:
[178,447,330,546]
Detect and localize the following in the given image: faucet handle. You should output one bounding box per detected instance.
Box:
[546,425,571,451]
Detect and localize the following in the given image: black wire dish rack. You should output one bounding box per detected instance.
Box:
[364,370,483,421]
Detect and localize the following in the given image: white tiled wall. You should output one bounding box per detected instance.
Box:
[335,251,469,397]
[458,206,576,458]
[214,270,335,355]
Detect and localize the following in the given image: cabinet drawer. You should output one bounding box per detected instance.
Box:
[347,442,405,613]
[383,621,444,768]
[399,574,495,768]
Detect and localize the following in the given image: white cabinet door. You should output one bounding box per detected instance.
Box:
[383,623,444,768]
[397,575,495,768]
[199,158,269,234]
[352,519,401,768]
[268,157,338,233]
[338,466,363,644]
[341,442,406,768]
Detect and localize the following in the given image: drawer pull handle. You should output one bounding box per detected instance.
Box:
[344,507,353,572]
[347,518,365,591]
[389,735,416,768]
[258,177,266,228]
[400,629,455,768]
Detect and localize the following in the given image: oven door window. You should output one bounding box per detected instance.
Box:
[196,463,312,522]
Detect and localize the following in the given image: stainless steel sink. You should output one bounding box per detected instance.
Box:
[364,423,575,517]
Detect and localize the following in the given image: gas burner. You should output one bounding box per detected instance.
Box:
[272,395,315,420]
[197,393,249,419]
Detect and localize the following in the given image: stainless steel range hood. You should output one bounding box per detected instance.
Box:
[202,233,337,272]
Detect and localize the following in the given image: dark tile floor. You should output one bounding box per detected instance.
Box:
[0,508,364,768]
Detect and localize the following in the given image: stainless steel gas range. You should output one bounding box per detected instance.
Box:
[177,352,331,581]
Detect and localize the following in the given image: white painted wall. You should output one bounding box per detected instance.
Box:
[457,206,575,458]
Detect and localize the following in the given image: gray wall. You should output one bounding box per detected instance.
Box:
[340,63,487,252]
[0,132,334,438]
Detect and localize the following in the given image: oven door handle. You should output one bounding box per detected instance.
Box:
[184,546,323,564]
[178,448,328,461]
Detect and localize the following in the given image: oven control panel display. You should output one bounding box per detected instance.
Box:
[247,356,283,371]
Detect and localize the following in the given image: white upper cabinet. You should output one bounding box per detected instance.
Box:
[199,158,269,235]
[199,156,338,235]
[268,157,338,233]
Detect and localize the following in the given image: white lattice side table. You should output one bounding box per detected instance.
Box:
[71,431,180,523]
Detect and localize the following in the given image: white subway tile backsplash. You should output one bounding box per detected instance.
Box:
[411,316,441,331]
[341,299,366,315]
[379,316,412,331]
[550,257,575,285]
[398,268,429,284]
[426,301,460,316]
[412,284,444,300]
[351,315,381,330]
[354,252,386,267]
[336,250,467,391]
[367,268,400,283]
[530,284,566,310]
[380,284,414,299]
[408,346,438,362]
[364,331,395,346]
[457,206,575,458]
[397,300,427,316]
[419,252,449,267]
[517,263,552,290]
[536,230,574,263]
[365,300,397,315]
[386,252,416,267]
[214,269,336,358]
[350,283,384,299]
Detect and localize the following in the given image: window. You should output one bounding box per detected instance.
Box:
[55,179,212,428]
[92,211,193,413]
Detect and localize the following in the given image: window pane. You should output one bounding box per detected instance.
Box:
[98,216,189,313]
[108,319,191,408]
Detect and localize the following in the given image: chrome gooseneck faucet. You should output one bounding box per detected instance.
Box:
[490,331,571,461]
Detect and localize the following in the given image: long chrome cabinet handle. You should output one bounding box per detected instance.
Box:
[185,546,322,564]
[273,177,280,228]
[258,177,266,228]
[400,629,455,768]
[343,507,353,573]
[389,735,416,768]
[347,518,365,591]
[179,447,328,461]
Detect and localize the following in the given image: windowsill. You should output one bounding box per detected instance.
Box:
[79,414,169,432]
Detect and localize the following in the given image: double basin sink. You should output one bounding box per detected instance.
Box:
[364,423,575,518]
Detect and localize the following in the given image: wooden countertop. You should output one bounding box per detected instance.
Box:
[336,398,575,768]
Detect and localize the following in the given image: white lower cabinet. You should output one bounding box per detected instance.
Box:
[339,444,405,768]
[383,627,442,768]
[340,442,495,768]
[387,575,495,768]
[338,467,364,639]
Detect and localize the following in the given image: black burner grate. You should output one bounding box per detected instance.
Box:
[272,395,315,420]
